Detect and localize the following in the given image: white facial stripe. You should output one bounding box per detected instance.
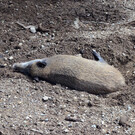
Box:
[20,59,44,68]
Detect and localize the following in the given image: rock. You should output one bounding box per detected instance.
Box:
[4,57,7,61]
[57,122,63,126]
[14,46,21,49]
[119,115,130,127]
[41,45,45,48]
[73,18,80,29]
[0,131,4,135]
[68,123,72,127]
[127,105,132,111]
[91,124,96,128]
[44,118,49,122]
[19,43,23,46]
[42,96,51,102]
[122,53,126,56]
[42,96,49,102]
[9,56,13,60]
[65,115,82,122]
[0,62,6,68]
[5,50,8,53]
[87,101,93,107]
[30,26,36,33]
[64,129,69,133]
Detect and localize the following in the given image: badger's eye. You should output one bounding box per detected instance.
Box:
[36,61,47,68]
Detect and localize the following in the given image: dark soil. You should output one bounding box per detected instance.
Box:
[0,0,135,135]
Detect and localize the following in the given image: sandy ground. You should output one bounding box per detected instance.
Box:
[0,0,135,134]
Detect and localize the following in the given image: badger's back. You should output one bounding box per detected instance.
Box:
[41,55,125,94]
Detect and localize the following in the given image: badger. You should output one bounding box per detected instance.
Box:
[13,50,126,94]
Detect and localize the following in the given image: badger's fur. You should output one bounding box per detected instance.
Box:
[13,53,126,94]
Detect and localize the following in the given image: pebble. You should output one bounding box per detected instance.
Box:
[73,18,80,29]
[127,105,132,111]
[64,129,69,133]
[5,50,8,53]
[4,57,7,60]
[122,53,126,56]
[45,33,49,36]
[9,56,13,60]
[19,43,23,46]
[42,96,51,102]
[30,26,36,33]
[41,45,45,48]
[102,129,107,134]
[0,64,5,68]
[57,122,63,126]
[68,123,72,127]
[44,118,49,122]
[91,124,97,128]
[65,115,82,122]
[119,115,129,127]
[25,116,30,120]
[42,34,46,37]
[87,101,93,107]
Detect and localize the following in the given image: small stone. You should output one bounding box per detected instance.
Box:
[91,124,96,128]
[30,26,36,33]
[65,115,81,122]
[0,131,3,135]
[119,115,130,127]
[0,64,5,68]
[64,129,69,133]
[42,34,46,37]
[18,101,22,105]
[102,129,107,133]
[5,50,8,53]
[110,40,112,43]
[42,96,50,102]
[127,105,132,111]
[41,45,45,48]
[87,101,93,107]
[4,57,7,61]
[122,53,126,56]
[57,122,63,126]
[25,116,30,120]
[19,43,23,46]
[9,56,13,60]
[68,123,72,127]
[45,33,49,36]
[14,45,21,49]
[44,118,49,122]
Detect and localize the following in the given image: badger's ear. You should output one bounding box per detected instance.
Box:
[36,61,47,68]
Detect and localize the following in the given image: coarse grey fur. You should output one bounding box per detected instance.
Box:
[13,52,126,94]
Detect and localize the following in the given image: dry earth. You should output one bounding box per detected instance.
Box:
[0,0,135,135]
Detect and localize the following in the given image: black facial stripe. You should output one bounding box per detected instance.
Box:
[36,61,47,68]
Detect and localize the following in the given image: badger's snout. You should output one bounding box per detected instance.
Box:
[12,62,31,74]
[13,63,22,71]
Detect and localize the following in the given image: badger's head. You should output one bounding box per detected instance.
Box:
[13,58,50,80]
